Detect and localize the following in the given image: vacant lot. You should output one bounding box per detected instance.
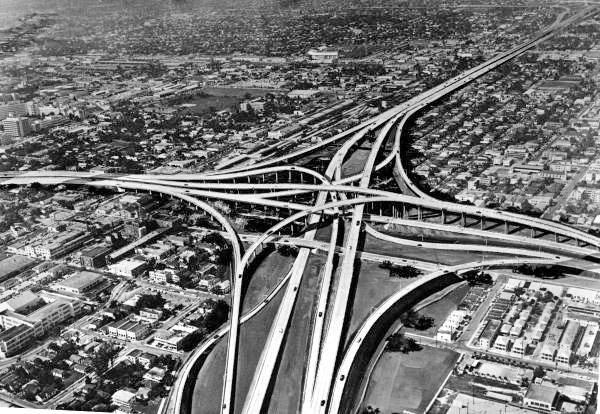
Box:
[363,345,460,414]
[346,260,417,346]
[182,94,240,114]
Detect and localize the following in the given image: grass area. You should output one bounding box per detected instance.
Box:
[346,261,416,346]
[314,222,333,243]
[242,251,295,313]
[363,232,511,265]
[191,338,226,414]
[405,283,470,337]
[191,286,286,414]
[341,147,371,178]
[182,95,240,115]
[266,252,326,412]
[363,345,460,414]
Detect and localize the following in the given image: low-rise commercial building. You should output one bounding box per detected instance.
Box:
[106,317,150,341]
[523,384,558,412]
[108,258,147,277]
[54,271,104,295]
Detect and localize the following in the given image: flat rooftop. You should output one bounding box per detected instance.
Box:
[0,255,36,280]
[57,271,103,290]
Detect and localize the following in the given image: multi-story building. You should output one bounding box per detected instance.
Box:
[306,47,339,63]
[108,258,147,277]
[0,291,82,337]
[1,117,30,137]
[576,324,599,357]
[111,389,136,412]
[0,325,34,357]
[106,316,150,341]
[492,335,511,352]
[148,268,180,284]
[556,348,572,365]
[477,319,500,349]
[80,245,112,269]
[153,323,199,351]
[138,308,162,323]
[560,321,580,351]
[511,337,527,357]
[540,343,557,362]
[14,230,91,260]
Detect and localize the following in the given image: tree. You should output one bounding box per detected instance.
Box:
[278,245,298,257]
[533,366,545,379]
[386,333,422,353]
[135,293,166,310]
[204,300,230,331]
[401,311,435,331]
[202,232,227,247]
[464,271,493,286]
[180,330,205,352]
[92,344,119,374]
[387,264,422,279]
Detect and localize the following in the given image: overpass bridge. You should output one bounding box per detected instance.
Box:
[1,7,599,414]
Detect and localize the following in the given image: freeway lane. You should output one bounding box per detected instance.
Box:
[0,8,597,414]
[328,256,563,414]
[310,114,401,412]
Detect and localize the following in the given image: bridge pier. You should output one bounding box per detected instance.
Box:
[531,228,535,238]
[441,210,446,224]
[504,221,509,234]
[461,213,466,227]
[417,206,423,221]
[300,172,305,184]
[480,217,485,230]
[402,203,407,218]
[554,233,559,243]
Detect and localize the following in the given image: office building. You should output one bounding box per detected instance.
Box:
[2,117,30,137]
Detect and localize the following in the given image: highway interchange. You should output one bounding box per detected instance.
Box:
[1,5,600,414]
